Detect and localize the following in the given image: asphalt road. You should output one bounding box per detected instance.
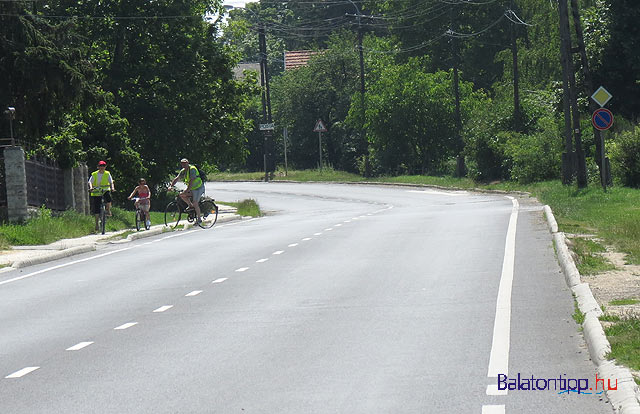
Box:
[0,182,613,413]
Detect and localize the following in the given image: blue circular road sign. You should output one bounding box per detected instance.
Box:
[592,108,613,131]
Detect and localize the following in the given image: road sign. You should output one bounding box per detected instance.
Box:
[592,108,613,131]
[259,123,275,131]
[313,119,327,133]
[591,86,613,107]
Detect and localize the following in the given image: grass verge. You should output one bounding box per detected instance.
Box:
[220,199,262,217]
[568,237,617,275]
[604,319,640,371]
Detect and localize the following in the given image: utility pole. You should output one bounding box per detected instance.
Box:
[509,4,522,132]
[346,0,367,176]
[450,6,465,177]
[569,0,606,189]
[258,25,273,182]
[558,0,576,184]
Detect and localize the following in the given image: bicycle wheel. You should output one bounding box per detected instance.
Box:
[100,203,106,235]
[135,209,141,231]
[197,200,218,229]
[164,201,182,229]
[144,213,151,230]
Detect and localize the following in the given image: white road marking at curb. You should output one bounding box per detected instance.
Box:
[153,305,173,313]
[5,367,39,378]
[273,251,284,255]
[302,238,312,241]
[0,247,132,287]
[114,322,138,330]
[185,290,202,297]
[212,278,227,284]
[256,258,269,263]
[235,267,249,272]
[66,341,94,351]
[482,405,505,414]
[487,197,519,378]
[486,384,508,396]
[407,190,468,196]
[288,243,298,247]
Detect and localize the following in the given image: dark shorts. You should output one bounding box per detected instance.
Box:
[91,192,112,215]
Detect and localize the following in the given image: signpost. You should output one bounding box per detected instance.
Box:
[590,86,613,190]
[314,119,327,168]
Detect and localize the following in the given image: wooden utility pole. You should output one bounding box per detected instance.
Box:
[258,26,274,182]
[450,6,465,177]
[558,0,587,187]
[509,4,522,132]
[569,0,606,188]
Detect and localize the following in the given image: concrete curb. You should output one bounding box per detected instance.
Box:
[11,245,96,269]
[544,204,640,413]
[5,213,244,269]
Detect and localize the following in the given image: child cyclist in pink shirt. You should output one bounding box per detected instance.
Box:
[128,178,151,228]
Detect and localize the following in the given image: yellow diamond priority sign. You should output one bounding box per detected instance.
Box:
[591,86,613,107]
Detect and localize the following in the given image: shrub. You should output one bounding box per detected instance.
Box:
[610,125,640,188]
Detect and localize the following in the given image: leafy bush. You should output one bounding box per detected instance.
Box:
[610,125,640,188]
[503,117,563,183]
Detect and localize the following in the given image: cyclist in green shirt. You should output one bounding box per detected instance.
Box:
[169,158,204,222]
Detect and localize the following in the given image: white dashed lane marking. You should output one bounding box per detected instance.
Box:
[185,290,203,297]
[256,258,269,263]
[235,267,249,272]
[486,384,507,396]
[153,305,173,313]
[212,278,228,284]
[66,341,94,351]
[114,322,138,330]
[302,238,312,241]
[5,367,40,379]
[482,405,505,414]
[288,243,298,247]
[314,233,322,236]
[273,251,284,255]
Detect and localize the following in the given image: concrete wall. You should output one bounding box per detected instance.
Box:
[4,146,28,222]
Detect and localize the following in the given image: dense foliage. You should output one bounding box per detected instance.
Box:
[1,0,254,196]
[3,0,640,195]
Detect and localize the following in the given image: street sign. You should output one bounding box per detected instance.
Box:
[313,119,327,133]
[259,123,275,131]
[592,108,614,131]
[591,86,613,107]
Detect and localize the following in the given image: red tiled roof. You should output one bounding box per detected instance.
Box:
[284,50,323,70]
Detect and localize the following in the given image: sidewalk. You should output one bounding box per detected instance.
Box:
[0,204,242,271]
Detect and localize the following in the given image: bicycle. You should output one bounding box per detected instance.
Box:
[164,191,218,230]
[132,197,151,231]
[90,186,110,235]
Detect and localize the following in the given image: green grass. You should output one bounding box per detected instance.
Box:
[605,319,640,370]
[220,199,262,217]
[610,298,640,306]
[568,237,617,275]
[573,299,586,325]
[600,314,623,322]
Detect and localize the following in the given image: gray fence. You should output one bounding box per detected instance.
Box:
[25,158,66,211]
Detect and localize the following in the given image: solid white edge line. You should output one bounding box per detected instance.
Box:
[486,384,508,396]
[5,366,40,378]
[185,290,203,297]
[487,197,519,378]
[66,341,94,351]
[0,247,132,287]
[482,405,505,414]
[153,305,173,313]
[114,322,138,330]
[212,278,228,284]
